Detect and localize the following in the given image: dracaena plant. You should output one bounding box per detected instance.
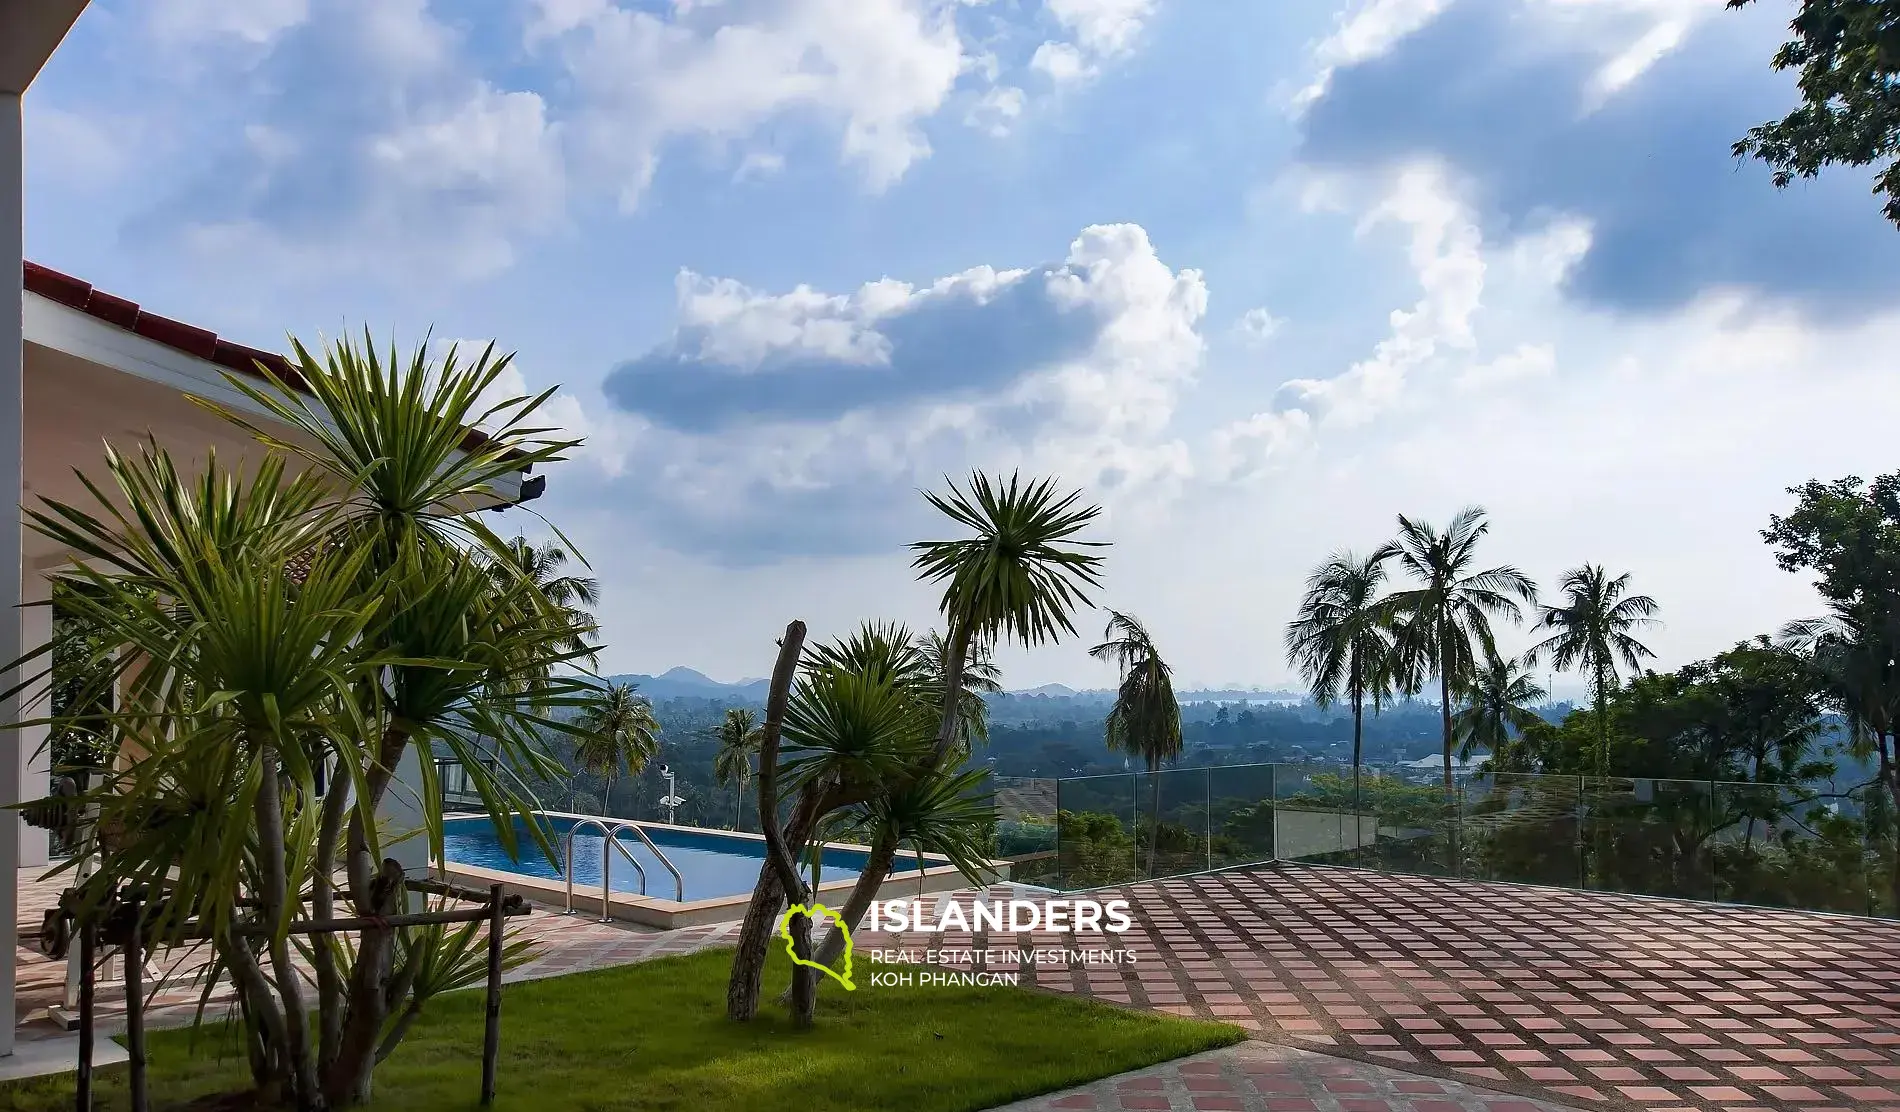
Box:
[10,334,591,1110]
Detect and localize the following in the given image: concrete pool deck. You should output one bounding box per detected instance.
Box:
[442,811,1002,929]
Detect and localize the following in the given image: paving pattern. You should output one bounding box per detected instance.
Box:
[853,866,1900,1112]
[987,1041,1578,1112]
[15,863,1900,1112]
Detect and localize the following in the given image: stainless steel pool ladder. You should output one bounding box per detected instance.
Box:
[561,819,686,921]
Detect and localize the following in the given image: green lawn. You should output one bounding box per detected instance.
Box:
[0,948,1242,1111]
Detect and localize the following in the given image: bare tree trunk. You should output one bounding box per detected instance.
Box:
[1439,663,1454,791]
[727,622,813,1023]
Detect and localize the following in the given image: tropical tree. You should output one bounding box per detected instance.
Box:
[921,629,1002,757]
[1089,611,1182,878]
[725,473,1107,1022]
[21,334,586,1108]
[1728,0,1900,228]
[572,681,662,815]
[1454,653,1548,770]
[711,707,762,829]
[1524,564,1660,778]
[1381,507,1538,788]
[487,535,600,668]
[1286,547,1399,810]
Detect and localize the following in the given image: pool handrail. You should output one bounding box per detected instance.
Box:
[562,817,647,921]
[607,821,685,902]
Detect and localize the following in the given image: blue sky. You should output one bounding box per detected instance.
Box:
[22,0,1900,691]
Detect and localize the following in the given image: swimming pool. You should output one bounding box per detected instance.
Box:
[443,813,926,904]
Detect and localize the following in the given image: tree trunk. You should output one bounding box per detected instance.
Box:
[1438,660,1454,791]
[727,621,814,1023]
[312,758,353,1070]
[1146,757,1163,878]
[1350,687,1364,819]
[324,858,407,1105]
[812,829,898,971]
[252,751,323,1111]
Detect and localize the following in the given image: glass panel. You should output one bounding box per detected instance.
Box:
[1461,773,1582,888]
[1209,763,1277,871]
[992,775,1061,888]
[1055,773,1140,890]
[1710,781,1876,916]
[1270,763,1361,864]
[1582,777,1715,901]
[1360,767,1455,876]
[1132,767,1210,882]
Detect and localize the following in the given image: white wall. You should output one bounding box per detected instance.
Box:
[1,88,27,1060]
[16,570,48,868]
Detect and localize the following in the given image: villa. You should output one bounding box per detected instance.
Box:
[3,3,1899,1112]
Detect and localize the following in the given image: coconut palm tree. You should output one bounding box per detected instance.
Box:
[488,535,600,666]
[1454,653,1548,769]
[711,707,762,830]
[1523,564,1659,778]
[1286,547,1399,812]
[572,681,661,815]
[1089,611,1182,878]
[1381,507,1538,788]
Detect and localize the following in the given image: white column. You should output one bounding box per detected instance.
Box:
[1,89,27,1060]
[16,570,48,868]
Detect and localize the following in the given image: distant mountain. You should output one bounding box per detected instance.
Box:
[610,668,769,703]
[1014,683,1082,697]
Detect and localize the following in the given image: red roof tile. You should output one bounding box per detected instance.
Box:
[22,261,526,464]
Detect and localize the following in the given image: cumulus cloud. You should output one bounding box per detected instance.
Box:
[1296,0,1900,318]
[562,224,1205,561]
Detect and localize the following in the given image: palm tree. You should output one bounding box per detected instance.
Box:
[488,536,601,666]
[572,681,661,815]
[1089,611,1182,879]
[920,629,1002,757]
[1781,600,1900,912]
[774,472,1107,989]
[1454,653,1547,770]
[911,472,1108,767]
[1381,507,1538,788]
[711,707,762,830]
[1524,564,1659,778]
[1286,547,1399,812]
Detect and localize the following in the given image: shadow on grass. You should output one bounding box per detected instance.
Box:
[0,947,1243,1111]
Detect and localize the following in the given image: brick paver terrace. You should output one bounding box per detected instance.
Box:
[854,865,1900,1112]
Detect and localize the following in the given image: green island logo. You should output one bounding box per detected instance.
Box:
[777,903,855,991]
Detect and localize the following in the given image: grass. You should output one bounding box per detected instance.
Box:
[0,947,1243,1111]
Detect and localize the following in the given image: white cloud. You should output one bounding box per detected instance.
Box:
[559,223,1206,557]
[1295,0,1452,111]
[1269,162,1485,426]
[1295,0,1721,114]
[147,0,311,46]
[967,85,1028,137]
[1235,306,1282,346]
[1031,0,1159,85]
[531,0,972,205]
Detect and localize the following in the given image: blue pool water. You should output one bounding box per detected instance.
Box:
[443,814,924,903]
